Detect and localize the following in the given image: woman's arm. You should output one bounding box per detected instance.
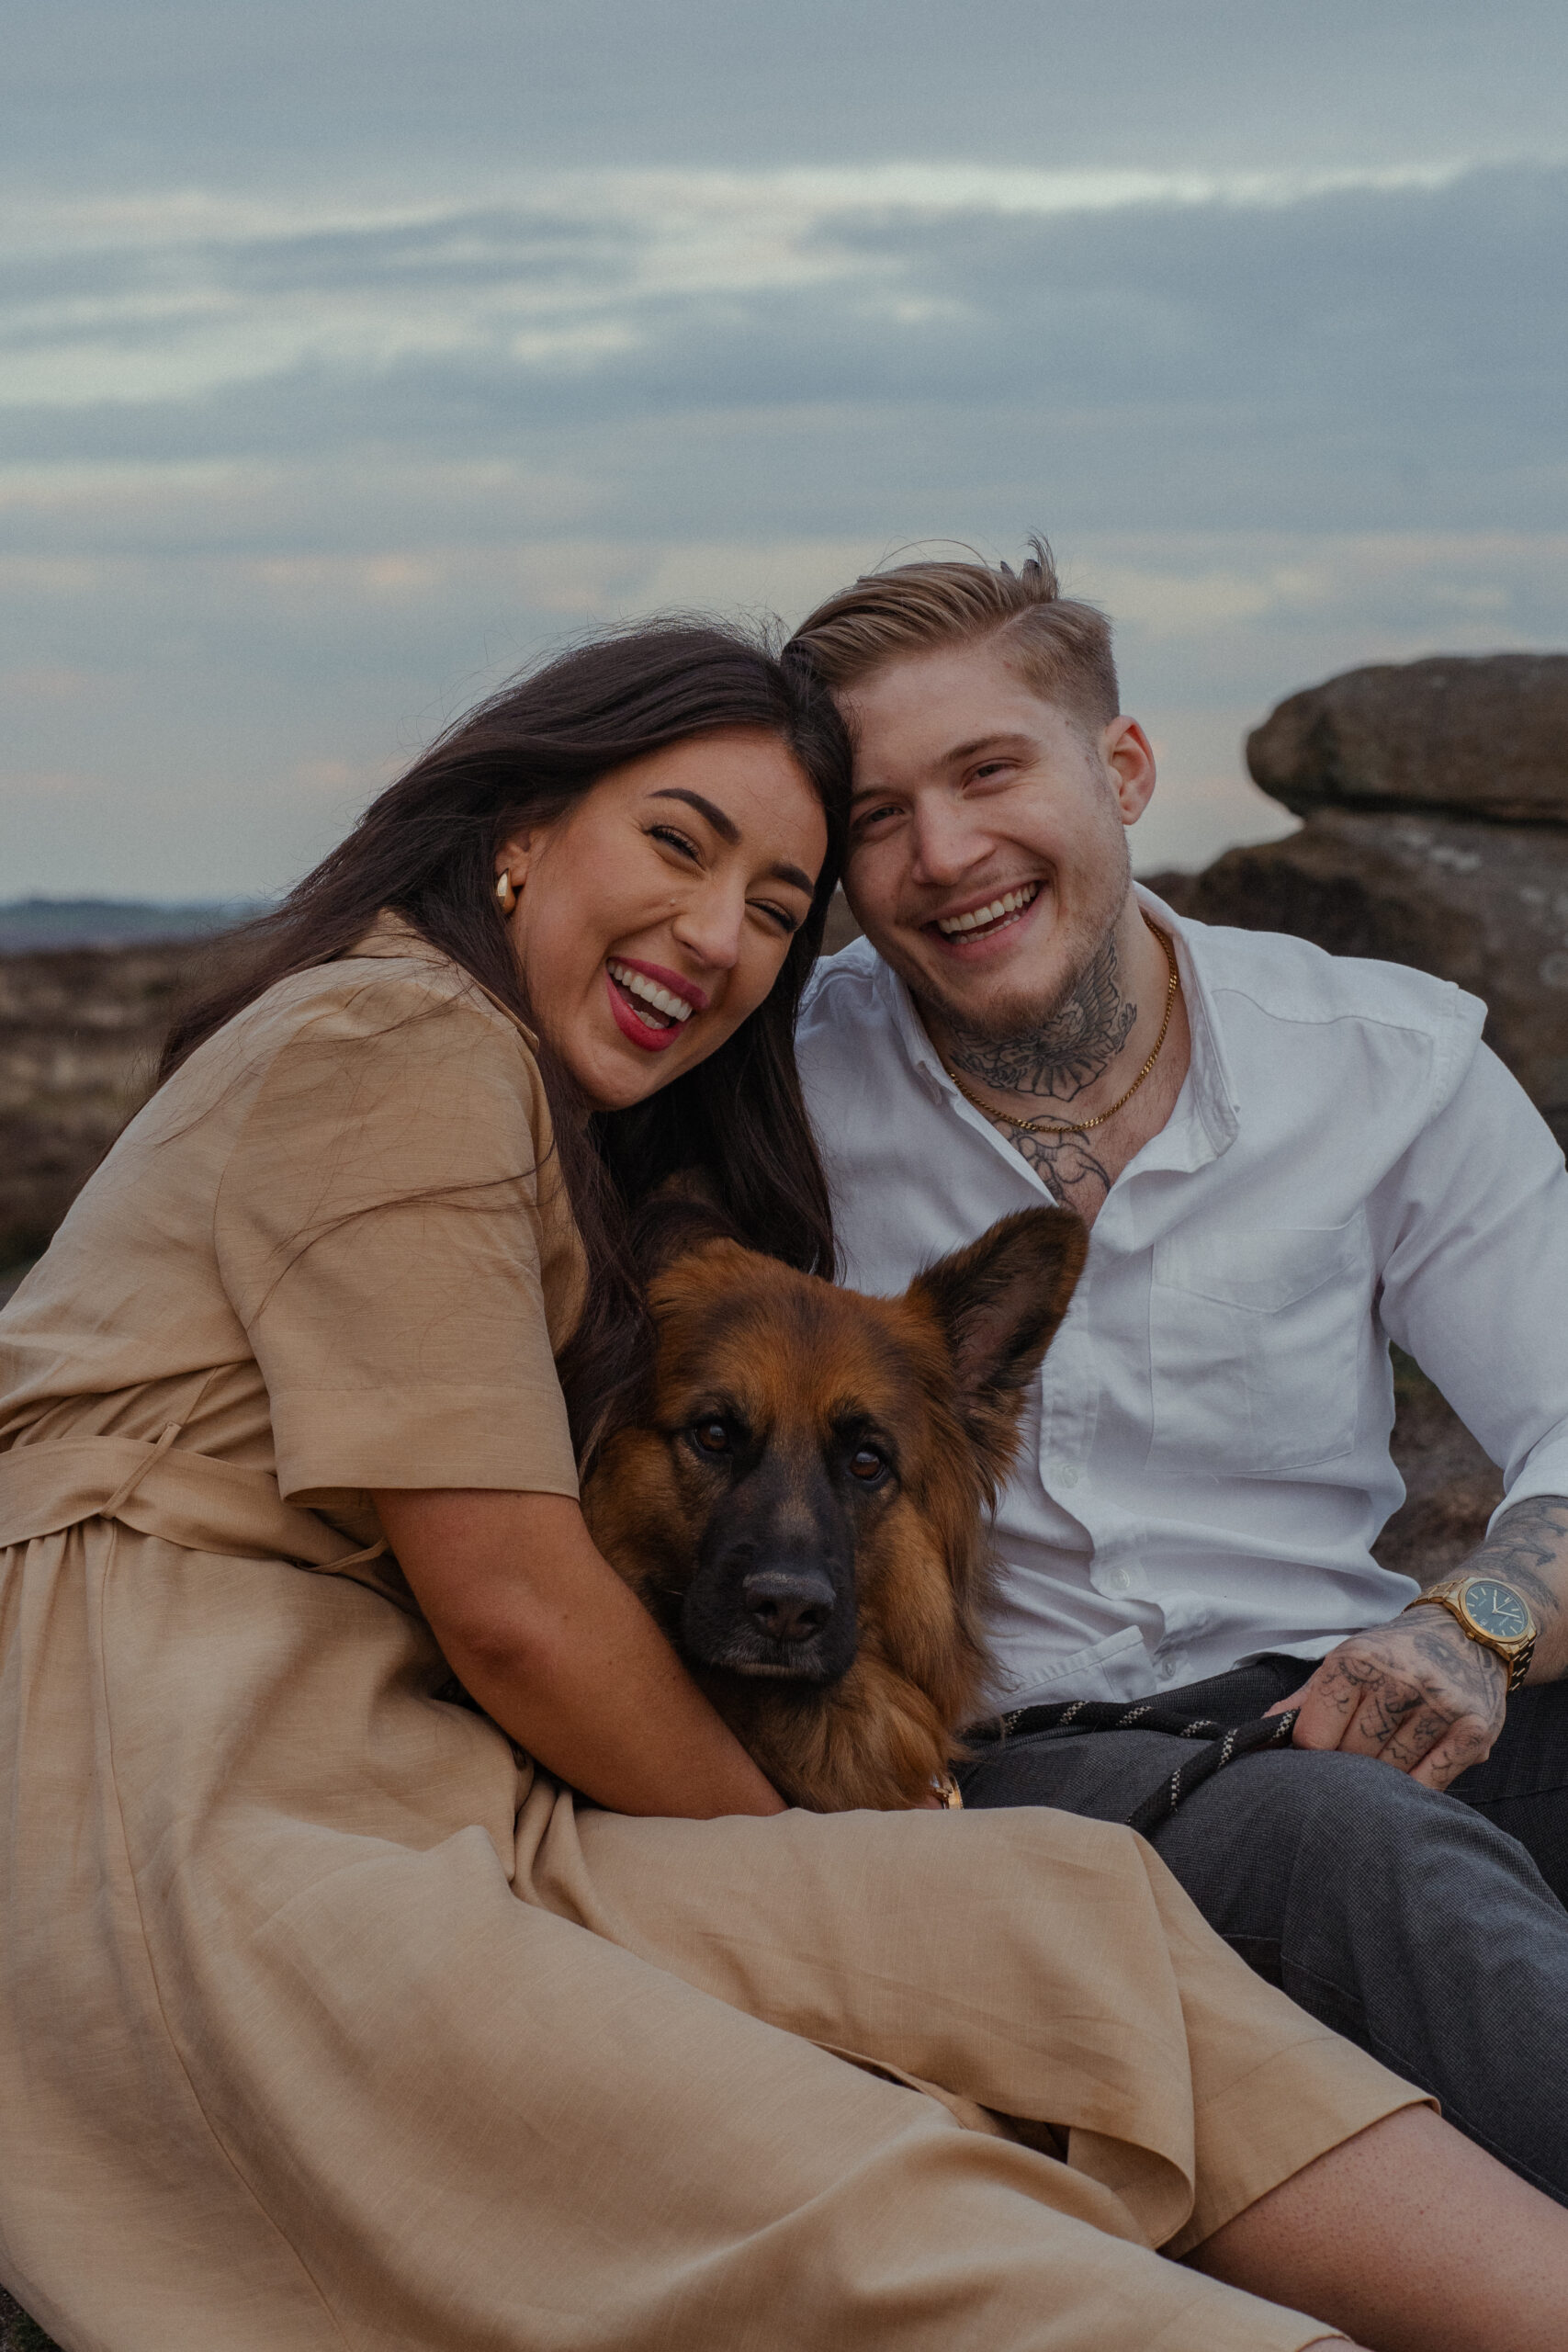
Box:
[373,1488,786,1819]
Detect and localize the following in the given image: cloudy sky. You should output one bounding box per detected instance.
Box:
[5,2,1565,897]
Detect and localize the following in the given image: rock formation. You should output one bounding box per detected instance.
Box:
[1247,653,1568,825]
[1162,653,1568,1148]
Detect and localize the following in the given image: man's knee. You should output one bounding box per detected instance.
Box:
[964,1731,1557,1915]
[1179,1746,1548,1893]
[1214,1744,1433,1821]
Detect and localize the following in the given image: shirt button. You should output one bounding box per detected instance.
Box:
[1109,1568,1132,1593]
[1156,1657,1178,1681]
[1049,1459,1082,1488]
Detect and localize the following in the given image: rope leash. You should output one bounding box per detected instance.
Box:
[967,1698,1303,1838]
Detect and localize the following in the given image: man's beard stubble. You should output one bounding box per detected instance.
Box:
[912,845,1137,1112]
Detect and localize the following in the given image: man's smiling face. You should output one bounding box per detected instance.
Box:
[838,638,1156,1040]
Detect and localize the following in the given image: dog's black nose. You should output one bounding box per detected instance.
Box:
[742,1569,836,1645]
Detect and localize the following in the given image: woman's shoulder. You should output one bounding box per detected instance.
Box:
[206,921,569,1242]
[206,916,544,1102]
[247,914,532,1044]
[139,917,558,1202]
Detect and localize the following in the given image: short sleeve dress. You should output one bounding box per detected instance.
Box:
[0,920,1423,2352]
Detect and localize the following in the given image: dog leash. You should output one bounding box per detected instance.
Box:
[965,1697,1303,1838]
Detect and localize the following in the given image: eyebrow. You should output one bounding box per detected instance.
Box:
[942,731,1032,764]
[650,786,739,842]
[649,786,816,896]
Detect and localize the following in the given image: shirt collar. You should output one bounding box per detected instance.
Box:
[867,884,1241,1170]
[1134,883,1239,1161]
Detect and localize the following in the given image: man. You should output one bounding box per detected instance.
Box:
[789,543,1568,2200]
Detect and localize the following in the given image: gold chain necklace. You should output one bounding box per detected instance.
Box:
[941,918,1180,1139]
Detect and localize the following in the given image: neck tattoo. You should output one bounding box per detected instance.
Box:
[941,930,1136,1108]
[931,923,1184,1215]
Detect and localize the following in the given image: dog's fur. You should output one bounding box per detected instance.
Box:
[581,1206,1087,1810]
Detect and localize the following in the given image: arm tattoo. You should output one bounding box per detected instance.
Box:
[942,933,1136,1107]
[1448,1495,1568,1630]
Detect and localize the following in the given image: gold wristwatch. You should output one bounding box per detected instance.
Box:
[1405,1575,1537,1690]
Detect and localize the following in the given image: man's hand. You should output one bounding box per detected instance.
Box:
[1267,1491,1568,1789]
[1268,1607,1506,1792]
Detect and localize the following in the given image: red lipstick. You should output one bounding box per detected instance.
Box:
[604,967,683,1053]
[609,956,709,1012]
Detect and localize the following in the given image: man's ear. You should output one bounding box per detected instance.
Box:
[1103,715,1156,827]
[908,1207,1089,1490]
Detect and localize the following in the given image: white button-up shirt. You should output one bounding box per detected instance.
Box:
[795,889,1568,1712]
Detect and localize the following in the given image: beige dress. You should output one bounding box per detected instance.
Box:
[0,921,1423,2352]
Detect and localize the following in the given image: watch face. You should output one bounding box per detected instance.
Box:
[1462,1580,1532,1644]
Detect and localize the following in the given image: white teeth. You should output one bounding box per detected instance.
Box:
[936,885,1038,937]
[607,959,694,1023]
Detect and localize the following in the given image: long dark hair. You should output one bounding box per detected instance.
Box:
[160,621,851,1458]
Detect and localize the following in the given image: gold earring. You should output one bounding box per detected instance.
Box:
[495,871,516,913]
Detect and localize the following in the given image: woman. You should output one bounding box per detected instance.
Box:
[0,623,1562,2352]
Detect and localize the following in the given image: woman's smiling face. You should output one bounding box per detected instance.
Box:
[499,728,828,1112]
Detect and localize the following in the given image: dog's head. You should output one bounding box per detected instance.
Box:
[581,1205,1087,1807]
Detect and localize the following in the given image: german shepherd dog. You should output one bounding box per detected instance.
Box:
[581,1206,1087,1811]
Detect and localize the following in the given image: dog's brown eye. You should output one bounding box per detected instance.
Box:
[849,1447,886,1482]
[692,1420,730,1454]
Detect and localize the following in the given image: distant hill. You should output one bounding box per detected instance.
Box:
[0,898,261,954]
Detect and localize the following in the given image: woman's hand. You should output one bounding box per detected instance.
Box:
[372,1487,786,1819]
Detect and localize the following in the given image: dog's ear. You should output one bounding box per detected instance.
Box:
[908,1208,1088,1487]
[629,1182,746,1282]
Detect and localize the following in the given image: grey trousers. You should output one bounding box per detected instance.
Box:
[957,1658,1568,2204]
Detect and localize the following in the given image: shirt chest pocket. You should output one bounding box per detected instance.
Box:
[1148,1218,1369,1476]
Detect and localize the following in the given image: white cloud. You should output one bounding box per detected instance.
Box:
[0,159,1506,415]
[5,160,1487,253]
[2,150,1564,895]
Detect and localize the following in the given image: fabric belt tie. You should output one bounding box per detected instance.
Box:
[0,1434,406,1607]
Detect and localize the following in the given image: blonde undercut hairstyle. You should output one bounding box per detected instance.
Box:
[789,537,1119,729]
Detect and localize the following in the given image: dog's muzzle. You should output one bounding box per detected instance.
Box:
[681,1558,856,1684]
[740,1567,836,1647]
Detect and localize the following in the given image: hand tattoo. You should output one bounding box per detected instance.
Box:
[1312,1612,1506,1776]
[1302,1492,1568,1781]
[1384,1611,1508,1724]
[942,932,1136,1107]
